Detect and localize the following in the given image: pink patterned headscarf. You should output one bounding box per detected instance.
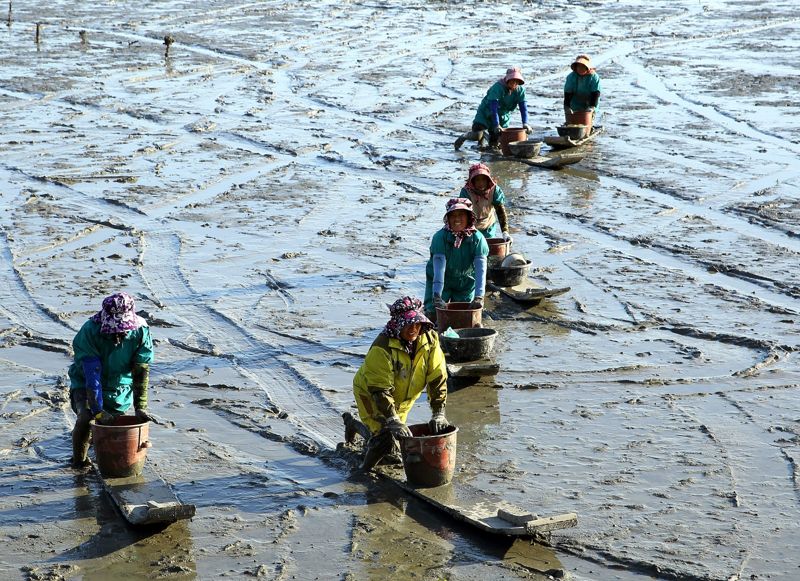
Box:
[382,296,433,352]
[443,198,477,249]
[90,292,146,334]
[464,163,497,199]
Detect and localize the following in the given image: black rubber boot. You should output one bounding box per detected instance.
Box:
[360,429,394,472]
[71,411,92,469]
[342,411,371,444]
[454,130,483,151]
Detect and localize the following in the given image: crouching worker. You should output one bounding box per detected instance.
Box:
[68,292,154,468]
[344,296,449,471]
[424,198,489,320]
[454,66,532,150]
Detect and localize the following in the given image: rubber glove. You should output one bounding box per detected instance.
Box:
[95,410,116,425]
[469,295,484,310]
[564,106,573,116]
[385,415,412,439]
[429,409,450,434]
[433,294,446,310]
[502,231,513,244]
[135,408,152,422]
[523,123,534,134]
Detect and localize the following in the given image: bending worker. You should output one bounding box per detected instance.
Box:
[424,198,489,319]
[68,292,154,468]
[345,296,449,470]
[458,162,512,243]
[454,66,532,150]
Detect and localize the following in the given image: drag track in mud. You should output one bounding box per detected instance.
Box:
[1,1,799,580]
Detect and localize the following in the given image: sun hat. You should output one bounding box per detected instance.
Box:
[383,296,434,340]
[503,66,525,85]
[571,55,595,73]
[90,292,144,334]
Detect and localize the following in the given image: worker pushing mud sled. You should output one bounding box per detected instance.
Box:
[68,292,194,526]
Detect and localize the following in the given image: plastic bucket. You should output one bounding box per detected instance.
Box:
[487,259,532,287]
[435,301,481,331]
[486,237,510,258]
[566,111,593,135]
[440,327,498,362]
[91,416,151,478]
[400,424,458,487]
[499,127,527,156]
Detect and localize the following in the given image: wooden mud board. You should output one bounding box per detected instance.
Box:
[544,125,605,150]
[372,463,577,537]
[93,462,196,526]
[488,280,571,305]
[445,358,499,378]
[482,149,585,169]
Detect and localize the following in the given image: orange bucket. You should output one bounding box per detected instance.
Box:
[91,416,151,478]
[566,111,593,135]
[499,127,527,156]
[435,301,481,331]
[486,237,510,258]
[400,424,458,487]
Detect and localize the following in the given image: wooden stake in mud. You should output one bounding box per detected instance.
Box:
[6,1,11,27]
[35,22,41,44]
[79,30,87,45]
[163,34,175,58]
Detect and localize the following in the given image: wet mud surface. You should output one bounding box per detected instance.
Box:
[1,1,799,579]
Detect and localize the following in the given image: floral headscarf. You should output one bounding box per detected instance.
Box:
[382,296,434,353]
[443,197,477,249]
[464,163,497,200]
[90,292,146,334]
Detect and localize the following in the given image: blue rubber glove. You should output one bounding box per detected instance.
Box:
[81,357,103,416]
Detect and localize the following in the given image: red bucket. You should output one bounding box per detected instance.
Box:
[435,301,481,331]
[486,237,510,258]
[499,127,527,156]
[91,416,151,478]
[566,111,593,135]
[400,424,458,487]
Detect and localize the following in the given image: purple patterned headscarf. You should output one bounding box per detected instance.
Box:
[443,197,477,249]
[90,292,146,334]
[382,296,434,353]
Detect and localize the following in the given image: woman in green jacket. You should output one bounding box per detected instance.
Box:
[424,198,489,319]
[347,296,449,470]
[454,66,533,150]
[68,292,154,468]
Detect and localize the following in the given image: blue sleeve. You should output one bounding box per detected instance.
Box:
[473,255,487,297]
[432,254,446,296]
[82,356,103,414]
[519,101,528,125]
[489,100,500,128]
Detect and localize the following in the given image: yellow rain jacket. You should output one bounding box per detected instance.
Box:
[353,330,448,434]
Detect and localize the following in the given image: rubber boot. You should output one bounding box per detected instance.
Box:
[342,412,371,444]
[360,429,394,472]
[71,411,92,469]
[454,130,483,151]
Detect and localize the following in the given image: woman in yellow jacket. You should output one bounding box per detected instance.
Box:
[346,296,449,470]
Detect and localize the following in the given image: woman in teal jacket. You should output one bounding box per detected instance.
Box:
[424,198,489,319]
[68,292,154,468]
[564,54,602,125]
[454,67,533,150]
